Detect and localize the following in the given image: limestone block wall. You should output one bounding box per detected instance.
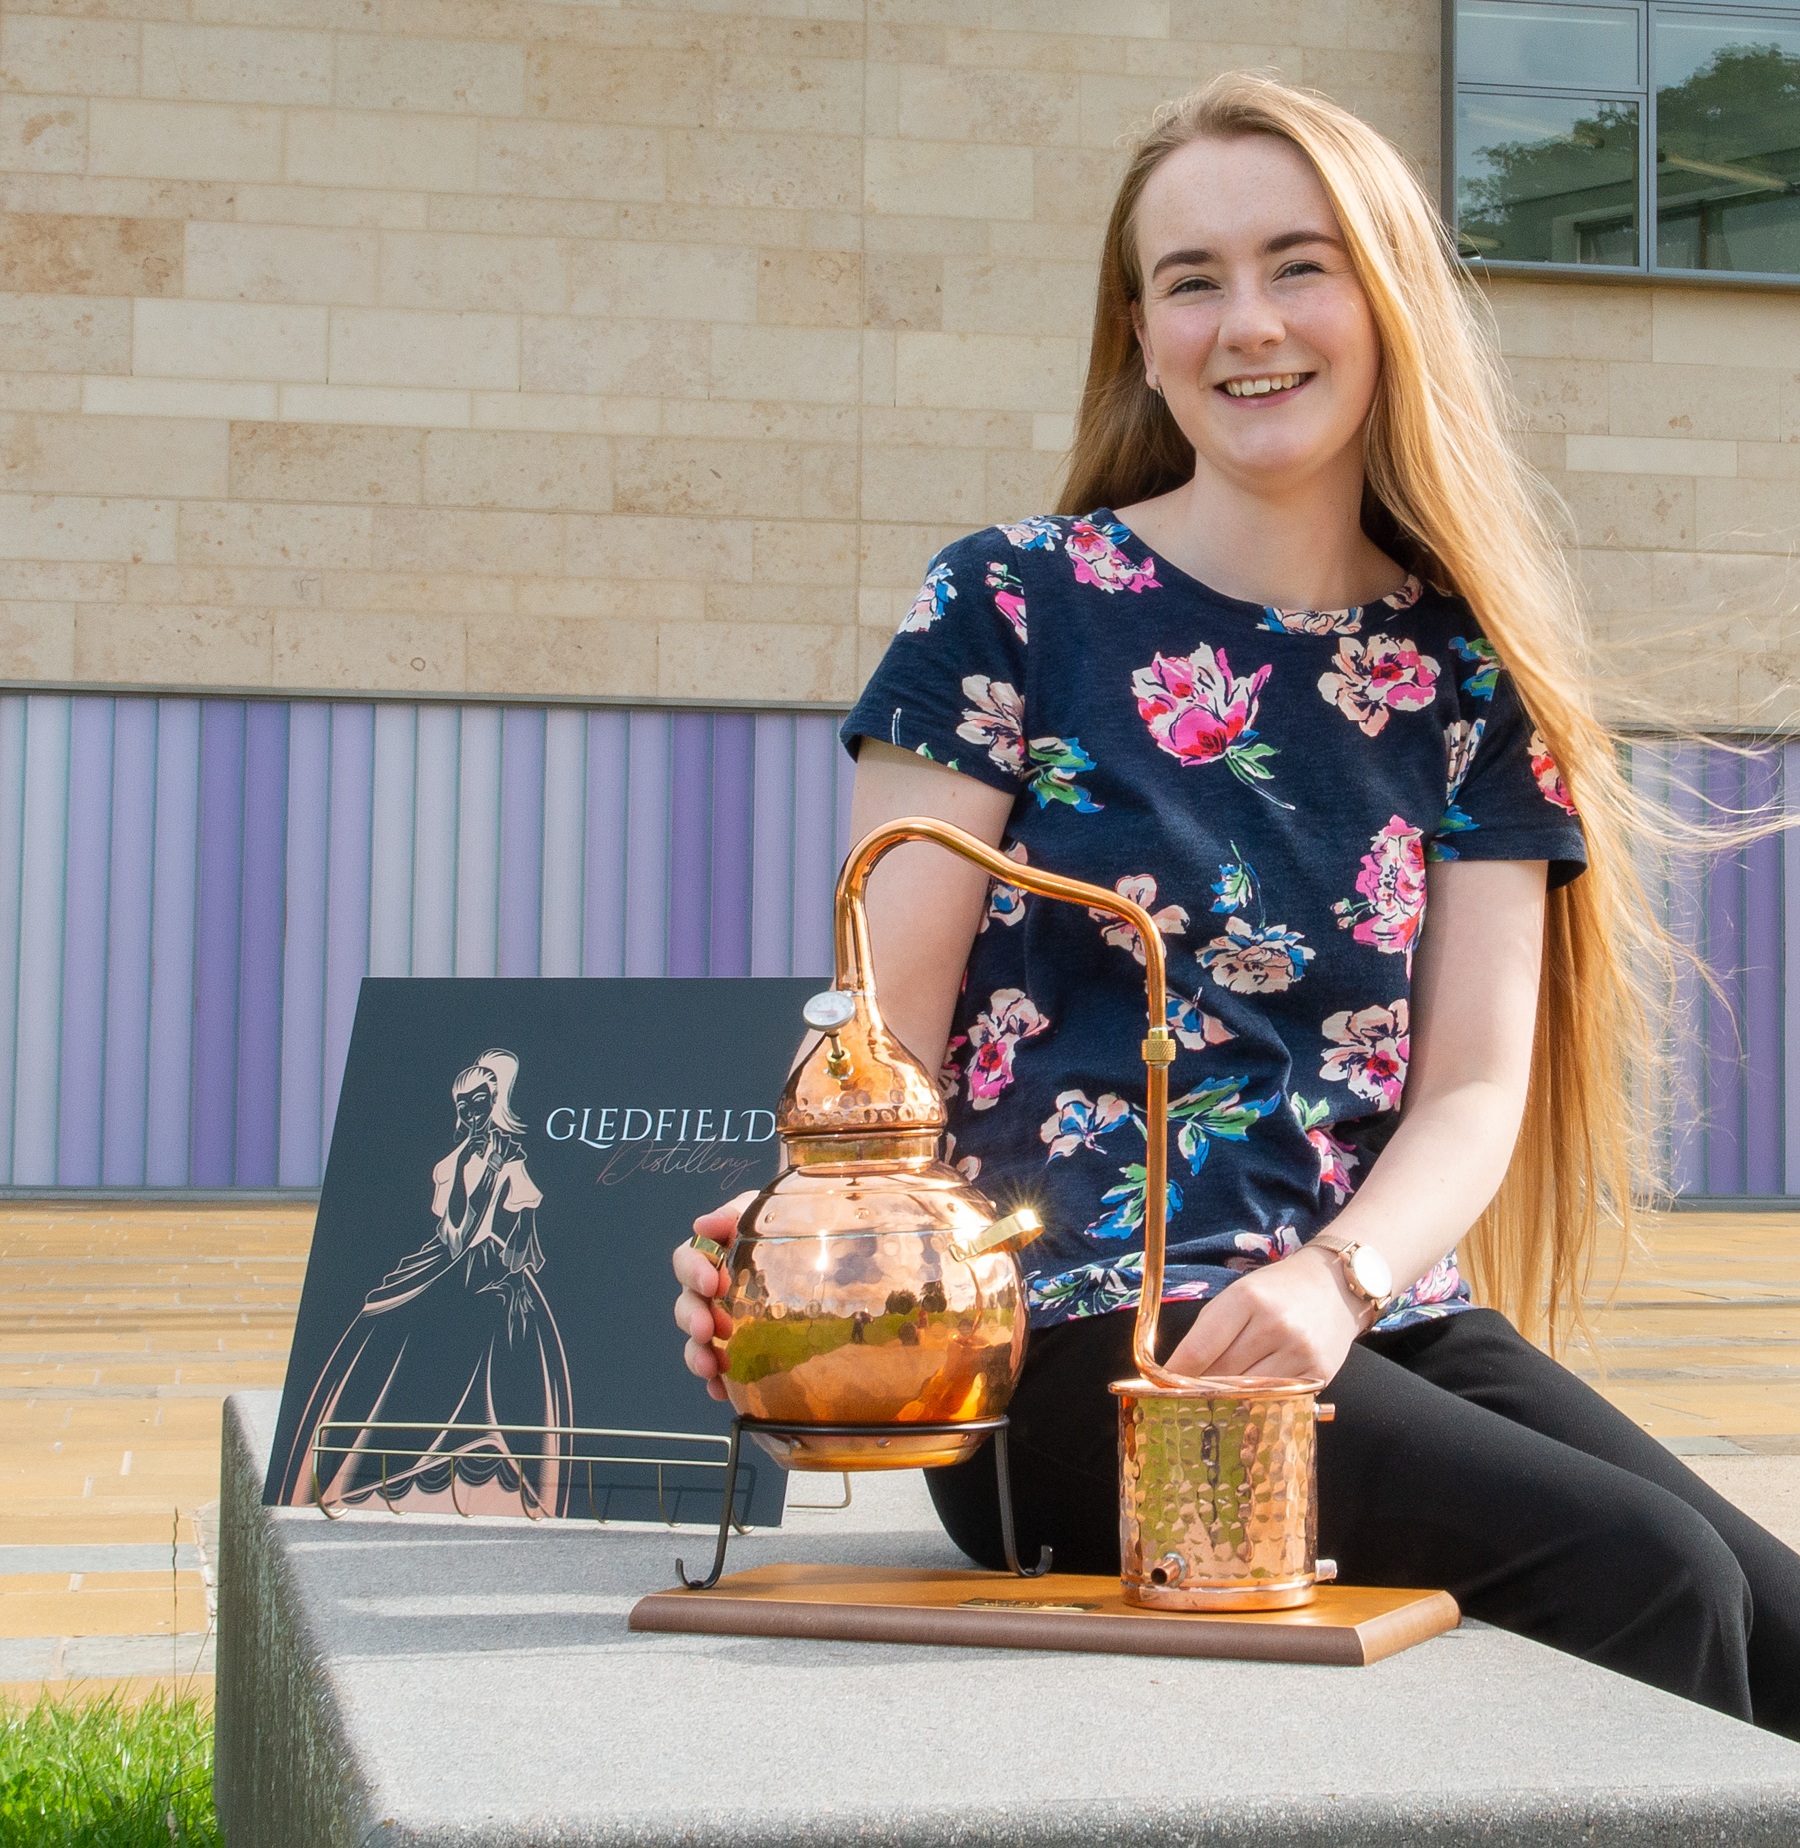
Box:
[0,1,1791,727]
[1490,281,1800,733]
[0,0,1438,708]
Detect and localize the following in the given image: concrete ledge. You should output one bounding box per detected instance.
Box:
[216,1391,1800,1848]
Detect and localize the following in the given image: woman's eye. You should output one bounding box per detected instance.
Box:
[1168,275,1218,295]
[1277,260,1324,279]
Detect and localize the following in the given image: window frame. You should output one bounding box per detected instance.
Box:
[1444,0,1800,288]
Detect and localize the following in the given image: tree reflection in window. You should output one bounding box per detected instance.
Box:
[1457,95,1640,265]
[1657,43,1800,274]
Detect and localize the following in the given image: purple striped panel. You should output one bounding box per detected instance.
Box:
[57,698,114,1184]
[666,711,712,978]
[14,697,71,1183]
[454,706,501,976]
[0,698,28,1180]
[144,701,199,1186]
[321,704,374,1151]
[709,713,754,977]
[1703,748,1745,1193]
[539,709,586,978]
[101,700,157,1185]
[583,710,627,977]
[1743,748,1784,1194]
[410,705,458,979]
[623,710,669,977]
[749,716,793,977]
[1664,744,1707,1197]
[233,701,289,1186]
[278,703,330,1189]
[189,701,246,1189]
[498,707,546,979]
[790,716,838,977]
[367,705,417,980]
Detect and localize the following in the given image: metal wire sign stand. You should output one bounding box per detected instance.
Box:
[307,1419,761,1530]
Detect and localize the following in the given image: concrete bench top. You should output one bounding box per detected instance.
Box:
[215,1390,1800,1848]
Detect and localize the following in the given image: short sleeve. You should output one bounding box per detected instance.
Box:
[840,529,1031,799]
[1429,631,1587,890]
[497,1158,541,1213]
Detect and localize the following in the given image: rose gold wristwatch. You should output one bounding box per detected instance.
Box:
[1310,1230,1394,1314]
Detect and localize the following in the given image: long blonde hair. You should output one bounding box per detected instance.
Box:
[1063,73,1660,1349]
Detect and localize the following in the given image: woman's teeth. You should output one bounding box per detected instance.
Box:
[1222,374,1307,397]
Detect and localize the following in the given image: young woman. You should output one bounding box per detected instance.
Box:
[673,74,1800,1736]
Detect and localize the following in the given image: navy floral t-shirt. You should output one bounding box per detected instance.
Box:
[840,511,1587,1333]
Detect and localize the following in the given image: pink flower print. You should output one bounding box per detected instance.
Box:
[1320,1000,1410,1111]
[981,841,1029,933]
[1167,989,1235,1049]
[965,988,1048,1111]
[1402,1251,1465,1308]
[1000,515,1061,552]
[900,560,955,634]
[1225,1224,1304,1273]
[1529,728,1577,815]
[955,675,1025,777]
[1130,643,1283,798]
[1332,816,1426,971]
[1066,518,1158,594]
[938,1035,965,1102]
[1317,633,1440,737]
[1040,1088,1136,1159]
[1260,574,1423,638]
[1090,873,1188,965]
[1199,915,1314,994]
[1290,1093,1358,1203]
[943,1132,982,1183]
[985,560,1028,642]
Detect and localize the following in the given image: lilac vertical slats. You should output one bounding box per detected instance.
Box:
[14,696,71,1183]
[278,703,330,1189]
[144,701,199,1186]
[1743,747,1784,1194]
[455,706,502,976]
[583,711,627,976]
[498,707,546,978]
[790,716,838,977]
[57,698,114,1184]
[709,713,754,977]
[100,701,156,1186]
[0,698,26,1180]
[233,702,289,1186]
[1703,748,1746,1193]
[749,715,794,977]
[834,727,855,869]
[624,710,670,977]
[188,701,246,1189]
[540,709,586,977]
[321,704,374,1152]
[1665,744,1707,1197]
[666,711,712,977]
[411,705,459,978]
[368,705,417,979]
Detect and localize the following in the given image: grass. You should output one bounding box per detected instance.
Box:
[0,1691,218,1847]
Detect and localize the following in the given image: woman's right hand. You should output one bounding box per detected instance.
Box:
[672,1193,755,1402]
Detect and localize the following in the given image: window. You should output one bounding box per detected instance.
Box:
[1450,0,1800,280]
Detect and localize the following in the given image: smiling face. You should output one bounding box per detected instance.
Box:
[1131,133,1381,495]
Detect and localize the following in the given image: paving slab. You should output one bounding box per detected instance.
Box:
[217,1391,1800,1848]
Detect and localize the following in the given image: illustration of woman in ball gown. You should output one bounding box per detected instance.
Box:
[276,1049,573,1516]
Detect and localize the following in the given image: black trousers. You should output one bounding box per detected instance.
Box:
[928,1305,1800,1738]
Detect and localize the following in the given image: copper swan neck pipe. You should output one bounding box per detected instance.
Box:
[834,817,1186,1388]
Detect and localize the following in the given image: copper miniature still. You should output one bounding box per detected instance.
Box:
[684,816,1335,1610]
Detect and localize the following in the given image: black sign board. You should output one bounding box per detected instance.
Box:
[265,977,813,1527]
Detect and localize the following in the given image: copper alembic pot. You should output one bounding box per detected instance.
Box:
[713,817,1334,1609]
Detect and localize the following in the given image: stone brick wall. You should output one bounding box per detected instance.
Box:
[0,1,1791,728]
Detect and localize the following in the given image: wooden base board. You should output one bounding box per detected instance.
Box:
[629,1564,1460,1666]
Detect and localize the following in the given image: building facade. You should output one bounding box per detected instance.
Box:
[0,0,1795,1193]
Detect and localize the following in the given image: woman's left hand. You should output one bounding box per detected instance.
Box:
[1164,1245,1370,1384]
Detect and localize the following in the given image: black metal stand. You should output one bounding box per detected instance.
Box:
[675,1415,1051,1591]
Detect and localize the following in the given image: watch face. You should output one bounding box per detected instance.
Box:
[1350,1244,1393,1302]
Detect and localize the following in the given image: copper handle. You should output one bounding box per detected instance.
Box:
[835,817,1181,1387]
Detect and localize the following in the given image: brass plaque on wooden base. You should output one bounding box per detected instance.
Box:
[629,1564,1459,1667]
